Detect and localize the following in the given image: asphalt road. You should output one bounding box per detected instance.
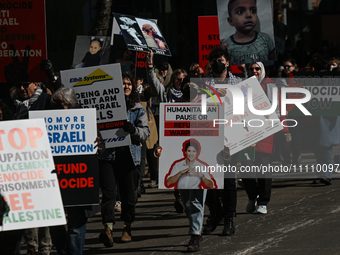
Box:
[79,173,340,255]
[20,152,339,255]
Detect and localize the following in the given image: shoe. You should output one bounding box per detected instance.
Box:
[257,205,267,214]
[148,180,158,188]
[222,217,235,236]
[99,226,114,247]
[246,199,257,213]
[320,178,332,186]
[203,211,223,234]
[312,179,321,184]
[174,199,183,213]
[115,201,121,212]
[237,179,244,188]
[121,225,132,242]
[27,248,38,255]
[187,235,202,252]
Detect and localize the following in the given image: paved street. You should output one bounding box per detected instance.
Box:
[20,153,340,255]
[79,172,340,254]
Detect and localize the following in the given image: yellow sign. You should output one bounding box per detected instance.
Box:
[73,69,113,87]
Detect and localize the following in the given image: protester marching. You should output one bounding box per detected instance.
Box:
[0,0,340,254]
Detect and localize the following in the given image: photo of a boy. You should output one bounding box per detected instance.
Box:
[219,0,275,65]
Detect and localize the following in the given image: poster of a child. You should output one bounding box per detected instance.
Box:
[73,36,111,68]
[217,0,275,66]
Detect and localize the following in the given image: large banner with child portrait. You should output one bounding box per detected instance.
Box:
[216,0,275,65]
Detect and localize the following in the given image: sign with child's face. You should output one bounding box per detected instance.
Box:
[216,0,275,66]
[72,36,111,69]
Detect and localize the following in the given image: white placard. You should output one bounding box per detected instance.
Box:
[0,119,66,231]
[159,103,225,189]
[60,64,131,148]
[208,76,283,155]
[29,109,98,156]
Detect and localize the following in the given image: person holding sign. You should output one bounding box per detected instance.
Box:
[165,140,215,189]
[99,73,150,246]
[241,62,289,214]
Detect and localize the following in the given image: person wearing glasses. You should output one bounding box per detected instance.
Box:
[12,82,52,120]
[276,59,299,89]
[11,81,54,255]
[241,62,289,215]
[146,50,187,102]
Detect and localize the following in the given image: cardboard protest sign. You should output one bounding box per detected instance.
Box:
[159,103,224,189]
[60,64,131,148]
[208,76,283,156]
[198,16,220,74]
[112,13,171,56]
[285,72,340,116]
[29,109,98,156]
[0,119,65,231]
[216,0,275,65]
[29,109,100,207]
[54,155,99,206]
[72,36,111,69]
[0,0,47,83]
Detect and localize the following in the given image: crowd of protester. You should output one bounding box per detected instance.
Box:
[0,28,340,254]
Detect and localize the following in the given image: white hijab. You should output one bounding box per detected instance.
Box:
[255,62,266,84]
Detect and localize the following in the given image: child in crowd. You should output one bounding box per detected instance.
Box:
[77,37,103,68]
[225,0,275,65]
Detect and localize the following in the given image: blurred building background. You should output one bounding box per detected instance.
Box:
[45,0,340,72]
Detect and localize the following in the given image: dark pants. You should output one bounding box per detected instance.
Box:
[205,178,237,218]
[50,207,87,255]
[99,149,137,224]
[206,155,238,218]
[147,148,158,181]
[242,152,272,206]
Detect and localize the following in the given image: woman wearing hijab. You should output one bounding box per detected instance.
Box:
[242,62,289,214]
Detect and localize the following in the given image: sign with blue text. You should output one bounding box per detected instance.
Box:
[29,109,98,156]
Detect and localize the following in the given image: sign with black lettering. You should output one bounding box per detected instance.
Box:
[60,64,131,148]
[159,103,225,190]
[54,155,99,206]
[198,16,220,74]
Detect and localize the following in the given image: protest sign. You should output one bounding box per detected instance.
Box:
[198,16,220,74]
[54,155,99,206]
[208,76,283,156]
[216,0,275,65]
[29,109,100,207]
[60,64,130,148]
[135,51,148,80]
[112,13,171,56]
[0,119,65,231]
[159,103,224,189]
[0,0,47,83]
[286,72,340,116]
[72,36,111,69]
[29,109,98,156]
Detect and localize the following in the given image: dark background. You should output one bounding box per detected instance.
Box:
[45,0,340,73]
